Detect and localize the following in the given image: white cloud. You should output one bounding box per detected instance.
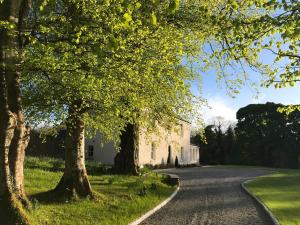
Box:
[201,96,237,125]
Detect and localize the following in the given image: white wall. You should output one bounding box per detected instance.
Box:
[138,120,193,166]
[85,120,200,166]
[85,133,117,165]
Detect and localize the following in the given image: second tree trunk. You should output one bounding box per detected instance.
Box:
[54,114,93,199]
[114,123,139,175]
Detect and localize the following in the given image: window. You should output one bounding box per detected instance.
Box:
[88,145,94,158]
[181,147,184,160]
[151,143,156,160]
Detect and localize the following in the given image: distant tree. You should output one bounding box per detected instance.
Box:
[215,121,225,164]
[199,125,218,165]
[22,0,201,195]
[196,119,235,165]
[235,102,299,168]
[223,126,235,164]
[195,103,300,168]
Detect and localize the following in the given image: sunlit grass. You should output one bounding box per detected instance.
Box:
[246,169,300,225]
[24,157,175,225]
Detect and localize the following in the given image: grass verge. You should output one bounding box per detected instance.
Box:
[246,169,300,225]
[24,157,176,225]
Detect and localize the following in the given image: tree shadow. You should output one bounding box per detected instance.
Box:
[29,188,99,205]
[29,189,61,204]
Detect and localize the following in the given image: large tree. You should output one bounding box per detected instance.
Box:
[22,0,299,182]
[235,102,300,168]
[22,0,202,196]
[86,2,300,173]
[1,0,296,203]
[0,0,33,224]
[0,0,297,224]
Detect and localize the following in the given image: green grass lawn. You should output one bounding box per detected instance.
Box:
[24,157,176,225]
[246,169,300,225]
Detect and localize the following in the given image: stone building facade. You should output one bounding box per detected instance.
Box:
[85,120,200,166]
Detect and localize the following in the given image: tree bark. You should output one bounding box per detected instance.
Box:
[114,123,139,175]
[6,55,31,206]
[0,37,31,225]
[0,1,33,224]
[54,110,93,199]
[9,119,30,206]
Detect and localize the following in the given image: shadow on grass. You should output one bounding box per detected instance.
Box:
[29,189,63,204]
[29,188,103,205]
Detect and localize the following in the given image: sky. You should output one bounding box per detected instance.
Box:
[194,75,300,125]
[190,55,300,126]
[187,39,300,126]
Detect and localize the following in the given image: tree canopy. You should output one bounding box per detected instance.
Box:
[235,102,300,168]
[21,0,300,137]
[22,0,208,142]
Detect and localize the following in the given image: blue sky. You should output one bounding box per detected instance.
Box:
[188,32,300,124]
[188,40,300,125]
[193,74,300,125]
[190,50,300,125]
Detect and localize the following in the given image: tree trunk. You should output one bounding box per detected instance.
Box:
[9,120,30,206]
[0,43,31,225]
[6,54,31,206]
[54,112,93,199]
[0,1,33,224]
[114,123,139,175]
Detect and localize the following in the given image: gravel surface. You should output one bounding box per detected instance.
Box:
[140,166,273,225]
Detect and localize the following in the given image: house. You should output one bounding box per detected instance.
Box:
[85,119,200,166]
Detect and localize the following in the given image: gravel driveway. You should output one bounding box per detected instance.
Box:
[140,166,273,225]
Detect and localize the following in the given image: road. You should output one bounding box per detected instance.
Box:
[140,166,273,225]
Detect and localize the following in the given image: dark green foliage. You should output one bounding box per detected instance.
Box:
[235,102,300,168]
[150,183,158,190]
[26,129,66,159]
[223,126,235,163]
[192,124,232,165]
[138,186,147,197]
[192,102,300,169]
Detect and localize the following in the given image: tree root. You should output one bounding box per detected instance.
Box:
[0,193,34,225]
[53,174,94,201]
